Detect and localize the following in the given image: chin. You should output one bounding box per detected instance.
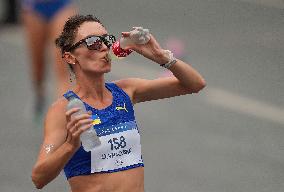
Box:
[104,63,111,71]
[107,61,112,69]
[101,65,111,74]
[92,62,111,74]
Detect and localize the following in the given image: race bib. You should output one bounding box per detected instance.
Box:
[91,121,143,173]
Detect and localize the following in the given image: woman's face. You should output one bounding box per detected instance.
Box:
[72,21,111,75]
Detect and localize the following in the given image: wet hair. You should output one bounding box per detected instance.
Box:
[55,14,103,71]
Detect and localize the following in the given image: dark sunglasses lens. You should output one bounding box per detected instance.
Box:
[86,36,102,50]
[105,35,116,43]
[102,35,116,47]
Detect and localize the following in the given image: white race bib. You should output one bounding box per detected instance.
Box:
[91,121,143,173]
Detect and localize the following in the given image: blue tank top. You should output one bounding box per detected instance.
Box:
[63,82,144,179]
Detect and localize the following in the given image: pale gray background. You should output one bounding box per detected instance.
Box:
[0,0,283,191]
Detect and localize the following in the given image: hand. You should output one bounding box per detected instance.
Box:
[121,28,170,64]
[65,108,93,151]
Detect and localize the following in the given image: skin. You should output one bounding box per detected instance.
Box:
[31,21,206,192]
[21,3,77,99]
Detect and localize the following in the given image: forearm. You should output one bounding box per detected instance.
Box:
[130,32,206,94]
[168,59,206,93]
[31,143,76,189]
[141,43,206,92]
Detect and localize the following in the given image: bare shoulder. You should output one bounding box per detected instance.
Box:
[113,78,146,103]
[47,97,68,119]
[114,78,139,87]
[44,96,68,132]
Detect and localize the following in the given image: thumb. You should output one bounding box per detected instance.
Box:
[121,32,130,37]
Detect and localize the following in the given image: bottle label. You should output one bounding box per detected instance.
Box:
[112,41,133,58]
[90,121,143,172]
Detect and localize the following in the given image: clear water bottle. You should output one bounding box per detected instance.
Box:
[66,95,101,151]
[107,27,151,61]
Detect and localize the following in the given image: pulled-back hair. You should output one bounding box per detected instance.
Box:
[55,14,102,54]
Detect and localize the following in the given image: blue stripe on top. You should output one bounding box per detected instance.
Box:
[96,120,138,137]
[63,82,143,179]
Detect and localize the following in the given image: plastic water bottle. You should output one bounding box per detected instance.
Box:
[107,27,151,61]
[66,95,101,151]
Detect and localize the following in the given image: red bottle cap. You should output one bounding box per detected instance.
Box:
[112,40,133,58]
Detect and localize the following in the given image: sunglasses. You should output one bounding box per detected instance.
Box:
[67,34,116,52]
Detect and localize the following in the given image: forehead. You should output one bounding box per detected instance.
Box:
[76,21,107,41]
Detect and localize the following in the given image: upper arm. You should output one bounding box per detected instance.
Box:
[115,77,191,104]
[35,98,68,163]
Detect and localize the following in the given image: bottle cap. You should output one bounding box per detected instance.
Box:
[65,91,78,101]
[112,40,133,58]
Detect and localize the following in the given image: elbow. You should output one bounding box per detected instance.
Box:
[33,182,44,190]
[189,78,207,94]
[31,167,45,189]
[198,78,207,90]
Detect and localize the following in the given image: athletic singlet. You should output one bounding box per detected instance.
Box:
[63,83,144,179]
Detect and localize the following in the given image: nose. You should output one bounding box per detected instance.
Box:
[100,41,109,51]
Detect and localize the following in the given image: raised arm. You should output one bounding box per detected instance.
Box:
[115,32,206,104]
[31,99,93,189]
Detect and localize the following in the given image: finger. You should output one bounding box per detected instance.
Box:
[67,114,92,129]
[121,32,130,37]
[66,124,78,141]
[67,116,92,132]
[73,123,93,138]
[74,119,93,131]
[67,122,91,141]
[66,108,80,121]
[68,124,78,134]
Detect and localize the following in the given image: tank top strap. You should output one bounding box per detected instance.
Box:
[105,82,133,105]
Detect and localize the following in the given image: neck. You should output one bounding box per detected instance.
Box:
[73,72,108,102]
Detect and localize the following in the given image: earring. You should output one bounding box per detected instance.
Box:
[69,72,73,83]
[68,64,75,83]
[69,71,76,83]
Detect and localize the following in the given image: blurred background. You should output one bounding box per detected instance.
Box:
[0,0,283,191]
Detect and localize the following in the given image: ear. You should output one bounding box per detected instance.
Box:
[62,52,76,66]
